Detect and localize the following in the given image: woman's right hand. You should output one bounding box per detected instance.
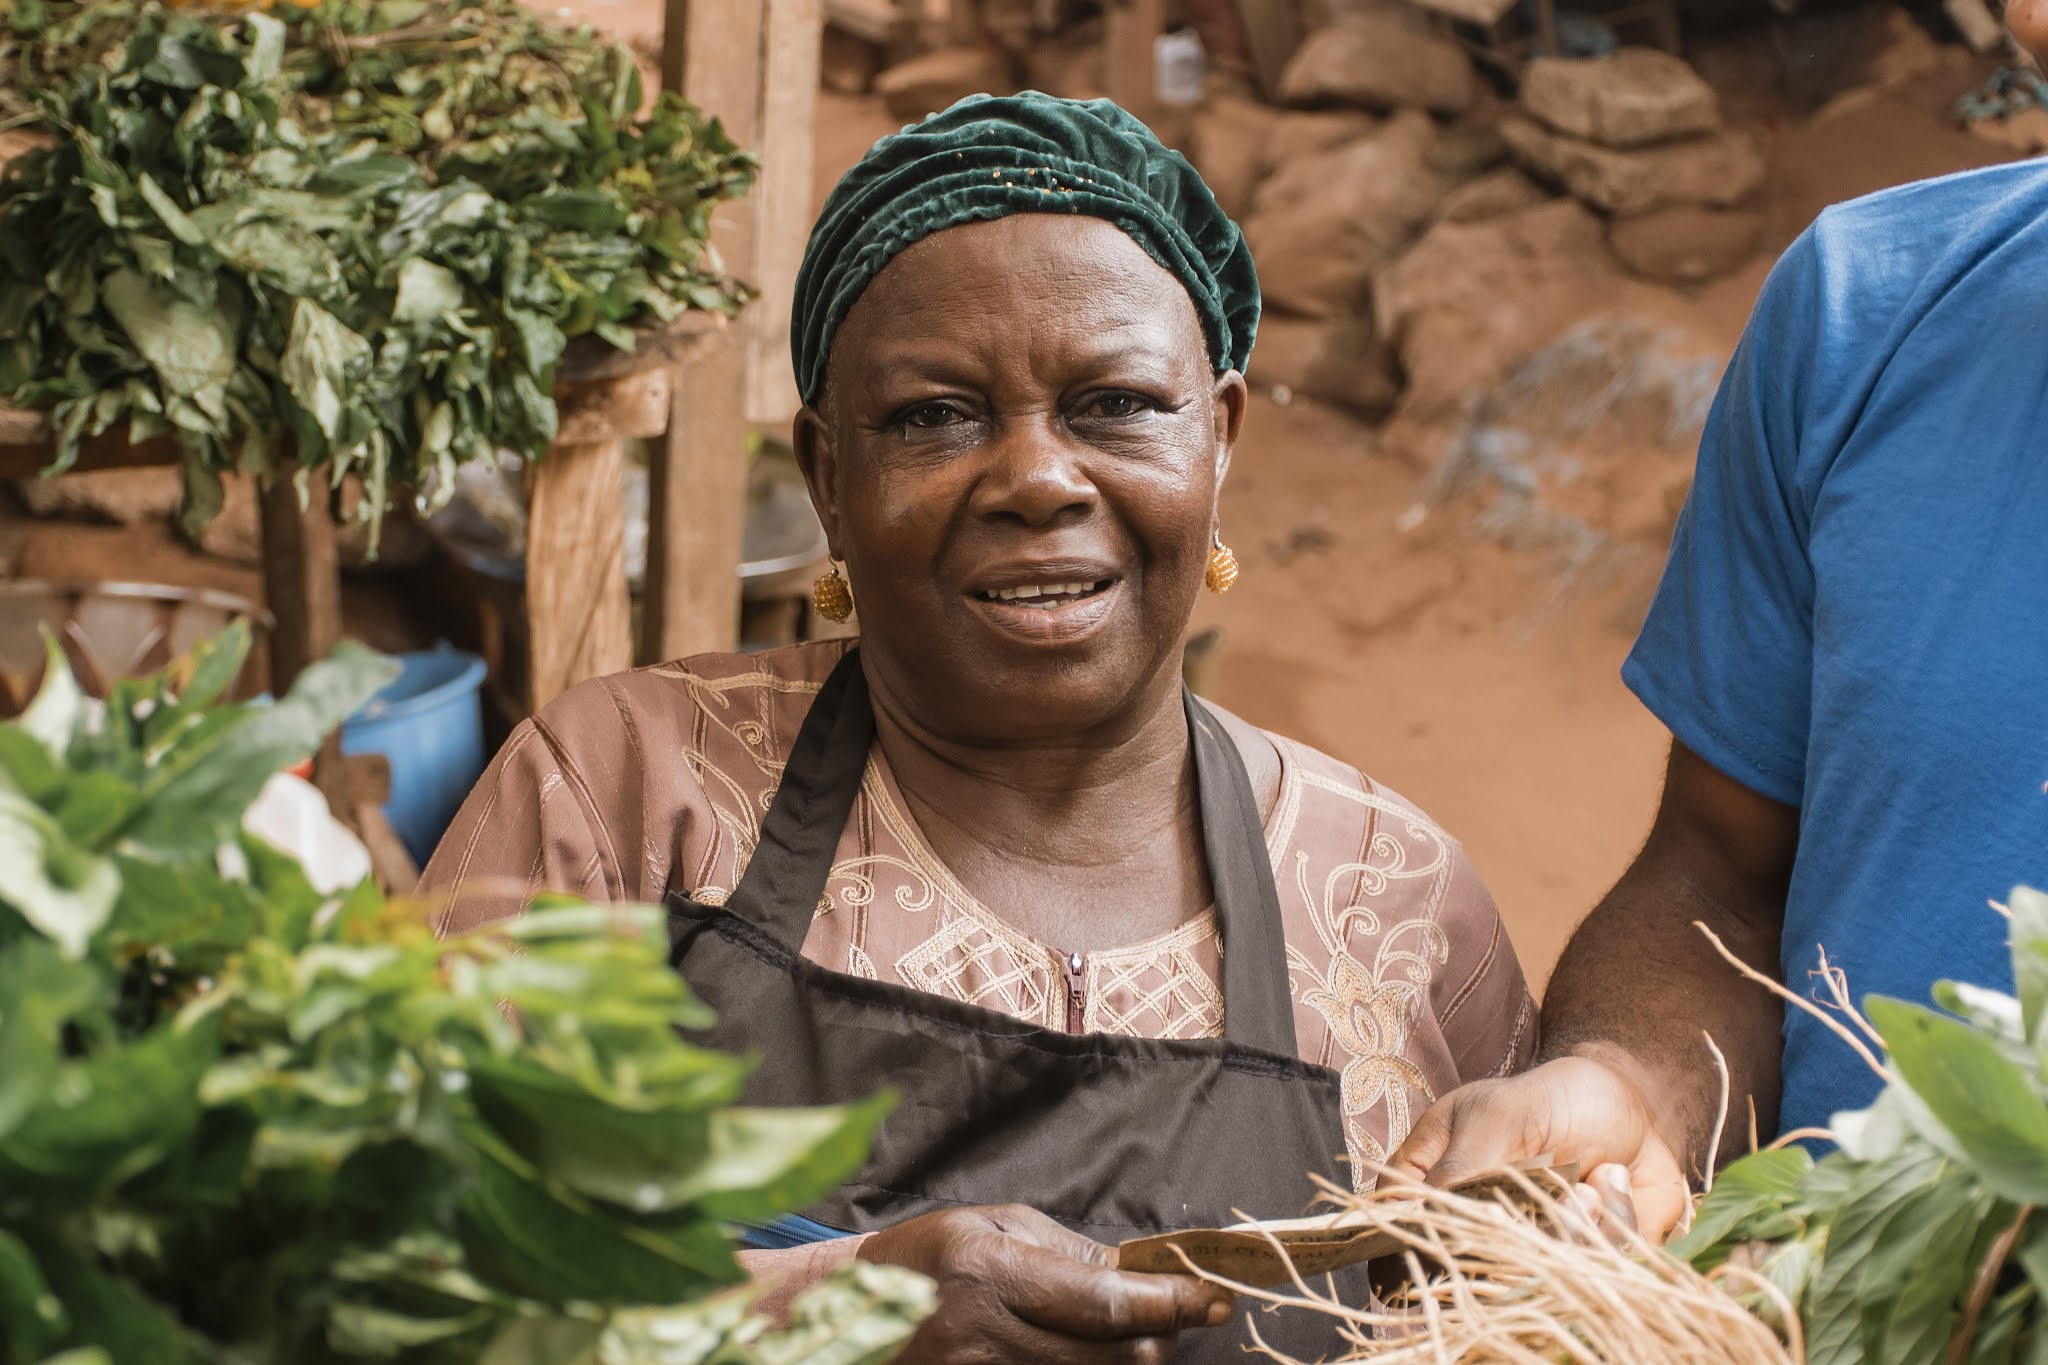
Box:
[859,1204,1236,1362]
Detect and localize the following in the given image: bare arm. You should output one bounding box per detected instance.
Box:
[1542,740,1798,1175]
[1389,741,1798,1237]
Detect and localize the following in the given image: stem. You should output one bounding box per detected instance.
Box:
[1947,1205,2032,1365]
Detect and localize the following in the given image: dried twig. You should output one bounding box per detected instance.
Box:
[1946,1205,2032,1365]
[1180,1164,1798,1364]
[1702,1032,1731,1194]
[1696,922,1891,1081]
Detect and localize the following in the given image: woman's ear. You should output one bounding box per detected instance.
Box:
[792,401,844,560]
[1210,369,1249,487]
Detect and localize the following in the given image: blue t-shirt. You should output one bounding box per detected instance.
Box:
[1623,159,2048,1139]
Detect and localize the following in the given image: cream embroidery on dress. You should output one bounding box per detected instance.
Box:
[1085,914,1224,1039]
[1273,738,1455,1178]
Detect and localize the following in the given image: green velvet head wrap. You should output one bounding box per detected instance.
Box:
[791,91,1260,406]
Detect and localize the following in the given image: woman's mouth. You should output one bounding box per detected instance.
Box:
[972,580,1109,609]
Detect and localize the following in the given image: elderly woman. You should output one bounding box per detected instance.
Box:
[422,93,1534,1362]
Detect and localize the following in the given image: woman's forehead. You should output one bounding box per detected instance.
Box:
[835,215,1206,364]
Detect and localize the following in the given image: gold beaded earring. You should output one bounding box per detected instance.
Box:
[1204,532,1239,595]
[812,562,853,623]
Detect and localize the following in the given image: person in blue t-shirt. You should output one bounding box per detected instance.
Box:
[1388,11,2048,1240]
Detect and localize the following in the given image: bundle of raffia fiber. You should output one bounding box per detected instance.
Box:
[1190,1167,1801,1365]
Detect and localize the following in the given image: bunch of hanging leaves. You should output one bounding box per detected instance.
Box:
[0,0,756,549]
[0,624,930,1365]
[1675,892,2048,1364]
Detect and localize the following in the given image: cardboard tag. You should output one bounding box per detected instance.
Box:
[1114,1158,1578,1288]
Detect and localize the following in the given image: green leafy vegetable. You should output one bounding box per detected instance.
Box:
[0,0,757,547]
[0,626,926,1363]
[1679,894,2048,1364]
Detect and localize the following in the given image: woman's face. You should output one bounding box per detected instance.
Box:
[795,213,1248,744]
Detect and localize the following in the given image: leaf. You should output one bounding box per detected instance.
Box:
[0,1015,220,1212]
[98,269,235,410]
[754,1262,936,1365]
[669,1095,896,1222]
[0,939,101,1140]
[1803,1146,1949,1365]
[467,1053,749,1211]
[16,631,86,757]
[455,1139,741,1304]
[0,1228,66,1363]
[1671,1145,1814,1263]
[242,10,285,84]
[2010,886,2048,1043]
[1868,995,2048,1204]
[120,642,395,858]
[279,298,371,445]
[135,175,203,247]
[393,257,464,325]
[0,786,118,958]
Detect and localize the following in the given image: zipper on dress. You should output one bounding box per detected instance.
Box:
[1064,950,1086,1033]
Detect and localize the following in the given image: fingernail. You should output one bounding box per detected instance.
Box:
[1598,1166,1630,1197]
[1206,1299,1233,1327]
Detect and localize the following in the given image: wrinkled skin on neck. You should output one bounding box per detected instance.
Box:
[792,213,1249,950]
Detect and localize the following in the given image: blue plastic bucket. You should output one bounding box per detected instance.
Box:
[341,646,488,867]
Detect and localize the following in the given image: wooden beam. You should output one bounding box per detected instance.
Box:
[523,438,634,712]
[745,0,823,430]
[257,473,341,695]
[646,1,767,664]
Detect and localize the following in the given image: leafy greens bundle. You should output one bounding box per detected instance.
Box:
[0,0,756,547]
[1677,892,2048,1364]
[0,626,928,1364]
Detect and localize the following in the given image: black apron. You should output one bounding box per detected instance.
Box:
[667,649,1356,1361]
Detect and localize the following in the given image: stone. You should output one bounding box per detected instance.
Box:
[1607,205,1763,284]
[1433,166,1549,223]
[13,467,184,526]
[874,46,1013,121]
[1247,313,1401,416]
[1374,199,1622,416]
[1520,49,1721,148]
[1500,115,1766,215]
[1189,95,1284,220]
[1277,13,1478,115]
[1425,118,1508,178]
[1245,111,1448,317]
[1260,109,1381,172]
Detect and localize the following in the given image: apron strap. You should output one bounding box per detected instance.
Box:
[723,648,875,939]
[723,647,1300,1058]
[1187,695,1300,1059]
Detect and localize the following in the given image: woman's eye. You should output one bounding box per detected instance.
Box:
[898,402,960,432]
[1086,393,1151,420]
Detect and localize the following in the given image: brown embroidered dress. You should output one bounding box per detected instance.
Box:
[422,640,1536,1179]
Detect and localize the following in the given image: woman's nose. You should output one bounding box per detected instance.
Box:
[969,420,1097,527]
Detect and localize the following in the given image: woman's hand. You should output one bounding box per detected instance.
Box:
[859,1204,1235,1362]
[1386,1054,1693,1243]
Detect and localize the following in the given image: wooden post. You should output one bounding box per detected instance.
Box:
[745,0,823,431]
[646,1,768,664]
[523,438,634,713]
[257,473,341,695]
[1103,0,1164,123]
